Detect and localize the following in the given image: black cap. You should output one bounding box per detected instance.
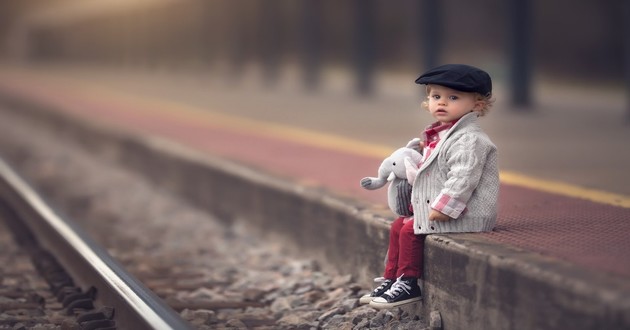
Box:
[415,64,492,96]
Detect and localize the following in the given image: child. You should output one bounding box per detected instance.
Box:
[363,64,500,309]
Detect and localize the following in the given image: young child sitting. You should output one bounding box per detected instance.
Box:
[363,64,500,309]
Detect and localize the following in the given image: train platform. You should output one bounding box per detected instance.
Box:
[0,63,629,329]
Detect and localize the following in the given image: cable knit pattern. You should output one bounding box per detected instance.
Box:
[411,112,499,234]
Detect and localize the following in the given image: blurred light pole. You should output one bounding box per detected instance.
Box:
[260,0,282,86]
[508,0,533,109]
[625,0,630,121]
[420,0,442,71]
[354,0,375,96]
[301,0,321,91]
[228,1,246,82]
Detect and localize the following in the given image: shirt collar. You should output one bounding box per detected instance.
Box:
[422,118,459,143]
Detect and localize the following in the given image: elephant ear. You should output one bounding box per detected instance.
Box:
[406,138,422,152]
[404,157,420,183]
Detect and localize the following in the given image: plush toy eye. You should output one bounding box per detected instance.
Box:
[392,162,396,166]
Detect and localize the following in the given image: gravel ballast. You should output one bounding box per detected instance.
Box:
[0,107,427,329]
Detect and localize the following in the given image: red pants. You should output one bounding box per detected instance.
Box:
[384,216,426,279]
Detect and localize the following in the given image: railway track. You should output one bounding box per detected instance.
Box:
[0,158,192,329]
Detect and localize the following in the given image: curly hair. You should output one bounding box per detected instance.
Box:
[421,85,495,116]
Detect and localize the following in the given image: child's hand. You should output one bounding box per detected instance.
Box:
[429,209,450,221]
[405,138,425,152]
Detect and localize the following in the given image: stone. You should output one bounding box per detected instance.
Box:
[370,309,395,328]
[181,309,217,326]
[303,289,325,303]
[329,274,353,288]
[224,318,248,329]
[354,318,370,329]
[339,298,359,313]
[322,314,352,329]
[276,314,311,329]
[317,306,345,323]
[242,288,266,302]
[349,306,375,325]
[187,287,225,301]
[269,296,292,314]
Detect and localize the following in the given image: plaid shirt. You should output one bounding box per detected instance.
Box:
[420,119,466,218]
[431,193,466,218]
[421,121,455,161]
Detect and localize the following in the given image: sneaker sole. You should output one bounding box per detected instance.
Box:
[368,296,422,309]
[359,295,374,305]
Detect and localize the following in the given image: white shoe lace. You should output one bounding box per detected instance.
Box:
[371,277,389,293]
[373,277,386,283]
[383,275,412,298]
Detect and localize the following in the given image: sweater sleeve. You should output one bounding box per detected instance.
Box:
[433,133,488,219]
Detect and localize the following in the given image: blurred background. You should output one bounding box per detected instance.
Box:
[0,0,628,195]
[1,0,627,95]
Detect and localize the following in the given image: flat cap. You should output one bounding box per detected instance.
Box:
[415,64,492,96]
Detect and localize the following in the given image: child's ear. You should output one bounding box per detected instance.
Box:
[472,99,484,112]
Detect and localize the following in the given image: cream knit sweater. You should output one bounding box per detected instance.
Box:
[411,112,499,234]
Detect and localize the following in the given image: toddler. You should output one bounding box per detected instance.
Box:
[362,64,500,309]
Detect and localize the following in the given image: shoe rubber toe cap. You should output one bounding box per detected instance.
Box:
[359,295,374,305]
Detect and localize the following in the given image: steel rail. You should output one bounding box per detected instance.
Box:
[0,157,192,330]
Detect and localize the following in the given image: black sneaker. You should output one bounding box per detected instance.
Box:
[359,277,394,304]
[369,276,421,309]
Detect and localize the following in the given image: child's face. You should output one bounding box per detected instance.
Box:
[426,85,479,124]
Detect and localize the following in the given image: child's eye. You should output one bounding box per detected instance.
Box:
[431,95,440,100]
[449,95,459,100]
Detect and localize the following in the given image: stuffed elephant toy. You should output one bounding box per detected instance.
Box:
[360,146,423,216]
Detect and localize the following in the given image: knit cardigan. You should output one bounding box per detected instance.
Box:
[411,112,499,234]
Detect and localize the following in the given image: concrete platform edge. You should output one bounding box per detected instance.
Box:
[1,92,629,330]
